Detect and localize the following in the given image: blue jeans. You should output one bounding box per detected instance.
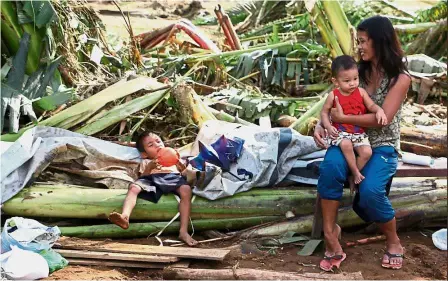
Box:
[317,146,398,223]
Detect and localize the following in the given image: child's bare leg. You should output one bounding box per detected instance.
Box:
[108,183,141,229]
[339,139,364,185]
[354,145,372,172]
[177,185,198,246]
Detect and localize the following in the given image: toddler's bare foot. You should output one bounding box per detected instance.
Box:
[353,172,365,185]
[179,231,198,246]
[108,212,129,229]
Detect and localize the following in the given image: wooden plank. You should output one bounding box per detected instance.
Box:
[56,249,179,263]
[67,258,166,269]
[396,160,447,178]
[60,242,230,261]
[169,260,191,268]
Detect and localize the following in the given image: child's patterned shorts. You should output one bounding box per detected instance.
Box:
[327,131,370,147]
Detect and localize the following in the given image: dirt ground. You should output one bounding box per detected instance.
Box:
[47,230,447,280]
[87,0,438,40]
[44,1,447,280]
[87,0,235,41]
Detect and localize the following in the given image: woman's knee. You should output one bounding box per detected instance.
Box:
[358,179,388,210]
[320,146,347,172]
[357,182,377,206]
[319,147,347,176]
[178,185,192,198]
[317,147,348,200]
[357,188,395,222]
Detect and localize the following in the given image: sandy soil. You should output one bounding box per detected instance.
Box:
[87,0,234,41]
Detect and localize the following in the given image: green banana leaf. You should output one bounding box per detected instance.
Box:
[23,0,56,28]
[1,32,30,133]
[33,87,75,111]
[1,32,71,133]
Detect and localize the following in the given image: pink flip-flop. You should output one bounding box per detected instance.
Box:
[320,252,347,272]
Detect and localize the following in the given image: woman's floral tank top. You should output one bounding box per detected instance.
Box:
[360,76,403,149]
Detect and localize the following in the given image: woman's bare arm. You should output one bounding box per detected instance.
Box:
[331,74,410,128]
[320,92,335,131]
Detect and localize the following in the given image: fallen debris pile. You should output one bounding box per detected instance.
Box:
[2,0,446,147]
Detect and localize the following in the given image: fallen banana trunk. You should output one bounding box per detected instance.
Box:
[172,83,216,127]
[241,189,447,237]
[394,22,439,34]
[59,216,279,238]
[288,91,330,132]
[3,182,440,221]
[305,1,343,58]
[163,268,364,280]
[321,0,355,56]
[400,126,447,157]
[136,24,174,49]
[56,179,443,239]
[2,185,318,220]
[406,20,447,59]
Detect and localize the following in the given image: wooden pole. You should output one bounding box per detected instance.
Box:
[400,127,447,157]
[163,268,364,280]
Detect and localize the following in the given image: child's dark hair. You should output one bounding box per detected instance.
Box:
[331,55,357,77]
[136,131,158,152]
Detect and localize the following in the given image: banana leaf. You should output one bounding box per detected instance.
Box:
[33,88,75,111]
[1,31,68,134]
[22,1,56,28]
[1,1,46,74]
[1,32,30,133]
[76,88,167,136]
[1,1,23,55]
[23,56,62,100]
[1,77,165,142]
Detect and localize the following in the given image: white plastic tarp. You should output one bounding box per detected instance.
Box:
[1,126,140,204]
[188,120,320,200]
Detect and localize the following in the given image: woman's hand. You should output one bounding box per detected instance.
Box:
[330,96,346,123]
[313,122,329,149]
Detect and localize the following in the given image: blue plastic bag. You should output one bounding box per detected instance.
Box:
[1,217,60,253]
[189,135,245,171]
